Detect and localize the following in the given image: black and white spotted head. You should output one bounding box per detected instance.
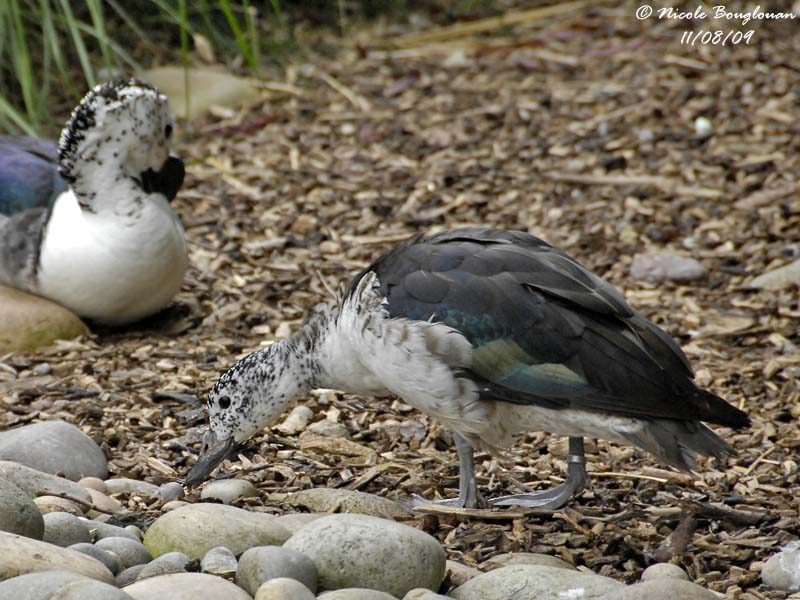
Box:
[185,342,314,486]
[58,79,175,184]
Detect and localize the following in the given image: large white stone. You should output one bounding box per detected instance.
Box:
[450,565,623,600]
[0,570,133,599]
[0,461,93,504]
[143,503,291,560]
[0,285,87,353]
[237,545,317,595]
[123,572,252,600]
[0,479,43,539]
[762,541,800,593]
[0,422,107,481]
[596,579,719,599]
[0,531,114,583]
[284,513,445,598]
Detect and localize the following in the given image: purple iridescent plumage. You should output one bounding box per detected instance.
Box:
[0,136,68,216]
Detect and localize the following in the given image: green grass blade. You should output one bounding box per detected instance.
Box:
[85,0,114,74]
[105,0,156,50]
[74,20,142,74]
[244,0,259,69]
[57,0,95,88]
[217,0,258,72]
[0,92,37,136]
[178,0,190,118]
[9,0,38,127]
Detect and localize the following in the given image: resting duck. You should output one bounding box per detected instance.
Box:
[0,79,187,326]
[185,228,749,509]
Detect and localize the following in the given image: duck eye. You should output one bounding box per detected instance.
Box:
[218,396,231,410]
[164,124,173,138]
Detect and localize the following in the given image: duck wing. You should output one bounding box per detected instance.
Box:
[352,227,748,429]
[0,136,67,216]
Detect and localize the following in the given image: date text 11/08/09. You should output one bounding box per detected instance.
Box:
[681,29,755,46]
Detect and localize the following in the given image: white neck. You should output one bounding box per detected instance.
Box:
[65,141,147,216]
[295,301,389,396]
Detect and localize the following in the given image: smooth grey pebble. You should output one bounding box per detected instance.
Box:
[236,545,318,595]
[69,542,124,575]
[95,536,152,568]
[137,551,190,581]
[43,512,91,547]
[201,546,238,576]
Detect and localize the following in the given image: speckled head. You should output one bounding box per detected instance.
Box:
[185,342,317,486]
[58,79,175,185]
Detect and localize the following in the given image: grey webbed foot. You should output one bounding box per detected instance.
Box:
[490,437,587,510]
[400,432,486,511]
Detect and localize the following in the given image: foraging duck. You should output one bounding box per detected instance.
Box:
[0,79,187,326]
[186,228,749,509]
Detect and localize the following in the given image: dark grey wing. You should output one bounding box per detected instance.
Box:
[139,155,185,202]
[0,206,51,290]
[350,227,749,429]
[0,136,68,216]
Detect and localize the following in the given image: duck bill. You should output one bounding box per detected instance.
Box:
[139,155,185,201]
[184,430,238,487]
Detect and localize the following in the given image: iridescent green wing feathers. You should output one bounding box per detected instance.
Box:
[350,228,749,429]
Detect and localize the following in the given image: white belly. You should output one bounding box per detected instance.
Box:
[37,191,188,325]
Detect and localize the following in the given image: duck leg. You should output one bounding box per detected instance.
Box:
[400,433,486,509]
[490,437,587,509]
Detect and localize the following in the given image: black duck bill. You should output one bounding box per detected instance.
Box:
[184,429,240,487]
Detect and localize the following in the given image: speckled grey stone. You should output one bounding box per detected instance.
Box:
[762,541,800,593]
[136,551,189,581]
[78,477,108,494]
[200,479,258,505]
[201,546,237,577]
[0,478,44,539]
[254,578,316,600]
[122,572,252,599]
[0,461,92,504]
[283,488,407,519]
[237,545,317,595]
[47,578,135,599]
[445,561,481,587]
[284,513,445,598]
[451,565,624,600]
[154,482,185,503]
[630,252,707,284]
[83,520,139,541]
[0,570,87,599]
[319,590,398,600]
[34,495,83,516]
[483,553,575,571]
[143,503,291,560]
[0,421,107,480]
[43,512,92,547]
[640,563,689,582]
[0,531,114,582]
[275,512,328,534]
[105,479,159,497]
[69,542,124,575]
[403,590,451,600]
[95,536,152,568]
[115,564,148,587]
[595,579,719,599]
[0,570,134,599]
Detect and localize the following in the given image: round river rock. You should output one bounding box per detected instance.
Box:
[284,513,445,598]
[143,503,291,560]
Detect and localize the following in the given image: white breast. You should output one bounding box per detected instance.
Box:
[36,190,187,325]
